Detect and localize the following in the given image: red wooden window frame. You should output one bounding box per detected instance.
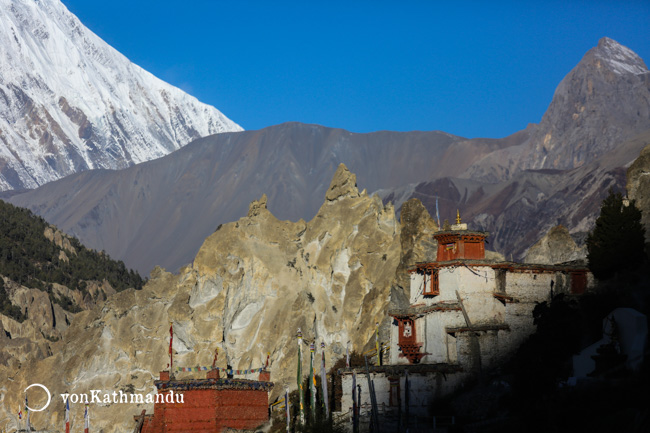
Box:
[396,317,425,364]
[423,268,439,296]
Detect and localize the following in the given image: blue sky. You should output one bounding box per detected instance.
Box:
[62,1,649,139]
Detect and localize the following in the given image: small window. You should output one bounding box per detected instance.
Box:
[423,269,439,296]
[571,271,587,294]
[495,269,506,293]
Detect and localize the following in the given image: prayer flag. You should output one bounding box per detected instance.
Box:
[297,328,305,425]
[65,398,70,433]
[168,323,174,371]
[309,342,316,420]
[321,342,329,418]
[25,395,30,432]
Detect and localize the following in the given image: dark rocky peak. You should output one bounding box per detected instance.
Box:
[461,38,650,185]
[591,37,648,76]
[519,37,650,172]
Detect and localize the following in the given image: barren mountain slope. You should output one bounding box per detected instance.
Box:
[381,129,650,260]
[6,123,476,274]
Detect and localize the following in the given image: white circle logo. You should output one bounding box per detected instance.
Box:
[24,384,51,412]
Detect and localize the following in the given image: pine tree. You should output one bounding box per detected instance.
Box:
[587,190,645,280]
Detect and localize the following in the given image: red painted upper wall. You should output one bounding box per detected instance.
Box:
[138,371,273,433]
[434,231,488,261]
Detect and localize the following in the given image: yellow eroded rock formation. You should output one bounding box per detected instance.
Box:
[0,164,403,432]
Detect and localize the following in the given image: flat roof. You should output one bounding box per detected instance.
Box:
[411,260,589,273]
[154,378,274,392]
[389,302,461,318]
[338,363,463,376]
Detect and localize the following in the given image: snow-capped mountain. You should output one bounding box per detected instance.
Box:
[0,0,242,191]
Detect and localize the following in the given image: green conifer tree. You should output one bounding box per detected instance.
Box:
[587,190,645,280]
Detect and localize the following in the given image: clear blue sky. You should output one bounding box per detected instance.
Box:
[62,0,649,139]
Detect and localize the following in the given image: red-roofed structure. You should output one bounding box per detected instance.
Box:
[135,369,273,432]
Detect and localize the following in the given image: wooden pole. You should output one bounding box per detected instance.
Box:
[132,409,146,433]
[364,356,381,433]
[455,290,482,374]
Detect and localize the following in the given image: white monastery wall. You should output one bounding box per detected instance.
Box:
[505,271,554,302]
[420,311,464,364]
[340,370,469,420]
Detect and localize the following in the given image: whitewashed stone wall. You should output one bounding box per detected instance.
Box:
[395,266,592,370]
[420,311,464,364]
[365,263,595,422]
[340,370,469,420]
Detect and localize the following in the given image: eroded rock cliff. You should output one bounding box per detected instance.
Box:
[0,164,403,432]
[523,225,587,265]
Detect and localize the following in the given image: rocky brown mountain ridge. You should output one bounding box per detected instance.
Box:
[2,140,648,430]
[384,37,650,261]
[5,38,648,275]
[383,128,650,261]
[5,123,482,275]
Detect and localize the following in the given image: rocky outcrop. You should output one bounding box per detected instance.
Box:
[44,226,77,255]
[626,137,650,245]
[0,276,116,369]
[326,164,361,201]
[394,199,438,292]
[0,164,403,433]
[523,225,587,265]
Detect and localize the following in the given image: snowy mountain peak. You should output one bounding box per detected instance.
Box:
[594,37,648,75]
[0,0,242,191]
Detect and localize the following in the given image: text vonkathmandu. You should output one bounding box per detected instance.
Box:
[60,390,184,405]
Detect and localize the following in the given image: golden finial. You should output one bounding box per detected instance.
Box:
[456,209,461,225]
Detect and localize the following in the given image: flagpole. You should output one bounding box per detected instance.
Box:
[65,397,70,433]
[212,347,219,370]
[297,328,305,426]
[375,322,381,366]
[309,342,316,421]
[84,403,89,433]
[320,342,329,419]
[25,394,30,433]
[169,322,174,374]
[352,371,358,433]
[285,388,290,433]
